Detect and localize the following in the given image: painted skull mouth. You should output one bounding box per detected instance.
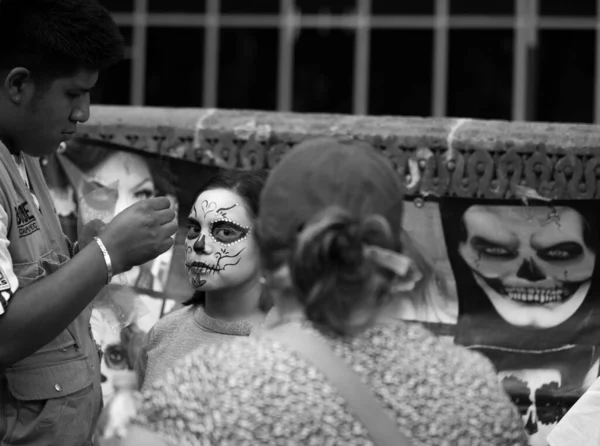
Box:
[505,287,565,304]
[186,261,221,275]
[478,275,583,305]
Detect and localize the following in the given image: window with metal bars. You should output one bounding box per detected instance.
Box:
[94,0,600,123]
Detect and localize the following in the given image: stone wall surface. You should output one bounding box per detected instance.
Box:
[79,105,600,200]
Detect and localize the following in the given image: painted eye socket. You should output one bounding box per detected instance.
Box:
[211,221,249,244]
[538,242,583,262]
[186,222,201,240]
[471,237,516,259]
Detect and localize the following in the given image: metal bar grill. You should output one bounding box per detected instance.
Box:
[112,1,598,121]
[353,0,371,115]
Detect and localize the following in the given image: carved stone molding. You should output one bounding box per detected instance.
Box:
[78,106,600,200]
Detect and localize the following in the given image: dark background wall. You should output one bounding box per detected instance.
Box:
[92,0,599,124]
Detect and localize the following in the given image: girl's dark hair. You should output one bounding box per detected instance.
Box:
[182,169,269,308]
[257,206,402,336]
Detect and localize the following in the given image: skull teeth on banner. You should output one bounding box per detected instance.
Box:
[458,205,595,328]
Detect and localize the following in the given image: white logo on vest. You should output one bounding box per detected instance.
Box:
[14,201,40,238]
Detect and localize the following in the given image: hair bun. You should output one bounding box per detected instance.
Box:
[328,220,364,268]
[287,206,401,335]
[358,214,394,248]
[294,209,396,275]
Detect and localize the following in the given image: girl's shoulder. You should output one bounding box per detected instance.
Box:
[147,305,195,342]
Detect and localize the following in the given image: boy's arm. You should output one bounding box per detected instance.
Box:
[0,197,177,370]
[0,236,114,369]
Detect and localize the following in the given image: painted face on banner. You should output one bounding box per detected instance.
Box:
[499,362,599,446]
[459,206,595,329]
[185,188,260,291]
[80,151,157,222]
[499,368,562,445]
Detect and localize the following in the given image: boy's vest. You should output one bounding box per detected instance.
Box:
[0,142,102,446]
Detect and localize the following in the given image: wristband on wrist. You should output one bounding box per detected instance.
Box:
[94,237,113,284]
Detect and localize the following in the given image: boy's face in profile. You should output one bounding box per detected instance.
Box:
[13,68,98,157]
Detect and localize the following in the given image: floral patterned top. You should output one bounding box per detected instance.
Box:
[133,320,528,445]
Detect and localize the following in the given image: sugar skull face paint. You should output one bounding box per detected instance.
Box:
[458,205,595,329]
[185,188,261,291]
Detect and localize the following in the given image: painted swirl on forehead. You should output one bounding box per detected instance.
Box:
[196,200,239,219]
[201,200,217,218]
[200,200,239,218]
[216,204,237,218]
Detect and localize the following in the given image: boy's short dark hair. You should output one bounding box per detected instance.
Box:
[0,0,125,82]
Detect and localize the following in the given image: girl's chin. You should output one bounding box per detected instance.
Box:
[189,279,216,290]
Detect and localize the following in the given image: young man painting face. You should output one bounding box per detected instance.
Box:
[0,2,178,445]
[185,188,261,293]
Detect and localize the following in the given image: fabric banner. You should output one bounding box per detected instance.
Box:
[401,199,600,445]
[41,140,190,398]
[41,142,600,444]
[438,199,600,445]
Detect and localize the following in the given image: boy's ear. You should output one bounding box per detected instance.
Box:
[4,67,32,104]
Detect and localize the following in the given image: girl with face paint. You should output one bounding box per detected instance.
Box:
[135,169,270,390]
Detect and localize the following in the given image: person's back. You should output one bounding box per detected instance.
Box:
[134,320,526,445]
[125,137,526,445]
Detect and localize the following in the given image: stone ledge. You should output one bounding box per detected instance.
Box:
[78,105,600,200]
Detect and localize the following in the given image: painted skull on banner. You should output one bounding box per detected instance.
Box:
[499,368,564,446]
[458,206,595,328]
[499,363,599,446]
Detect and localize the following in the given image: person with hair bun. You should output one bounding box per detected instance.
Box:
[124,138,527,446]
